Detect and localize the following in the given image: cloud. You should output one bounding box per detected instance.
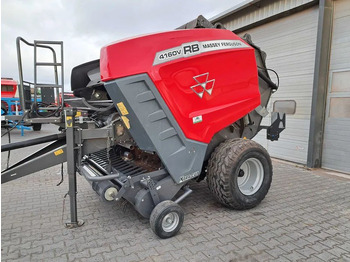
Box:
[2,0,244,91]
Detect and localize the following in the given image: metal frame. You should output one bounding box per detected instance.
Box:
[307,0,334,168]
[80,150,187,218]
[1,104,189,223]
[64,108,84,228]
[16,37,64,116]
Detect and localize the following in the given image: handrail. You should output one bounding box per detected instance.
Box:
[16,37,64,115]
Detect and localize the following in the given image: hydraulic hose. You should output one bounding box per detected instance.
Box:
[258,70,278,90]
[1,111,29,137]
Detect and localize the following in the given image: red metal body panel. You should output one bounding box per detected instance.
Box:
[100,29,260,143]
[1,79,17,98]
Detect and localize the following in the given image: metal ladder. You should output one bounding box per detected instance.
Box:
[16,37,64,119]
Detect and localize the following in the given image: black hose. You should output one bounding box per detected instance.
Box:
[56,163,64,186]
[6,127,11,169]
[257,65,280,89]
[1,133,66,152]
[258,70,279,90]
[1,111,29,137]
[81,98,115,112]
[32,102,61,118]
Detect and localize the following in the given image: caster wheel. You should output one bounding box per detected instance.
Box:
[150,200,184,239]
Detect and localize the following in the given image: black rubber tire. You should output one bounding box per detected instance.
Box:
[32,123,42,131]
[150,200,184,239]
[207,138,272,210]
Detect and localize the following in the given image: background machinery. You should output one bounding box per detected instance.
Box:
[1,78,42,133]
[1,16,284,238]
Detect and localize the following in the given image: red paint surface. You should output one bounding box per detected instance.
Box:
[100,29,260,143]
[1,79,17,98]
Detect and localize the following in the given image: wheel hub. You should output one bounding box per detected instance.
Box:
[237,158,264,195]
[162,212,179,232]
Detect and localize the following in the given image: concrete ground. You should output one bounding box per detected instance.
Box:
[1,125,350,262]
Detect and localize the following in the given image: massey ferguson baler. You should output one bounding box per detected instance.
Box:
[1,16,284,238]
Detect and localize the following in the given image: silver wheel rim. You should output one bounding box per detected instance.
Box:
[237,158,264,196]
[162,212,179,232]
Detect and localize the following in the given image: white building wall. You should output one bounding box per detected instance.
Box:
[322,0,350,173]
[222,6,319,164]
[217,0,316,31]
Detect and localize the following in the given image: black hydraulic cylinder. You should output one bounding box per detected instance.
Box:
[1,133,66,152]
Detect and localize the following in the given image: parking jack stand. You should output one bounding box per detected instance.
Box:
[65,108,84,228]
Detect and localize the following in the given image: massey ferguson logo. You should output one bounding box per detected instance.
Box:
[191,73,215,99]
[153,40,249,65]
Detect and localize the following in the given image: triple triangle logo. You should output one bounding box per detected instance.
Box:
[190,72,215,99]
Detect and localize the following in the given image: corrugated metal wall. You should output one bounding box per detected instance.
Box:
[322,0,350,173]
[219,0,316,32]
[240,7,318,164]
[214,0,350,173]
[219,5,319,164]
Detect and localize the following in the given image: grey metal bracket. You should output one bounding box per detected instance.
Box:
[114,186,127,201]
[81,127,114,140]
[255,105,269,117]
[65,108,84,228]
[113,169,167,202]
[108,175,133,201]
[174,186,193,204]
[79,164,120,182]
[259,112,286,141]
[145,176,160,205]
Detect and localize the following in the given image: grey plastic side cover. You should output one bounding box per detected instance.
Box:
[104,74,207,184]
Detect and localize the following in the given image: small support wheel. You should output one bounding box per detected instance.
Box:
[150,200,184,239]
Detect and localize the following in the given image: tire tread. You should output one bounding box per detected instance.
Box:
[207,139,272,210]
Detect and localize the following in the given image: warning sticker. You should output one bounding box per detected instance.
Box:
[121,116,130,129]
[117,102,129,116]
[66,116,73,128]
[153,39,250,65]
[54,149,64,156]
